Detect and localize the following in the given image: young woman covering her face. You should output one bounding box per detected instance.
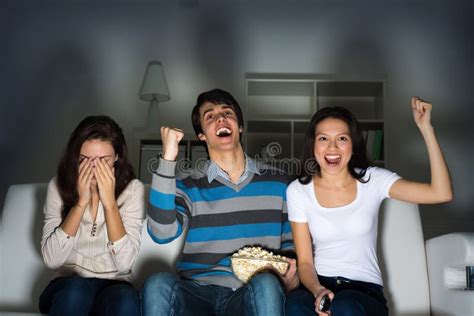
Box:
[285,97,452,316]
[39,115,145,316]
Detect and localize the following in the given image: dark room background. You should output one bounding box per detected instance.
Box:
[1,0,473,239]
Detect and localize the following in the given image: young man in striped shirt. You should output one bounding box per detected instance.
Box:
[142,89,299,315]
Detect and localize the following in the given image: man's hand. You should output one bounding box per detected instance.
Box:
[282,258,299,292]
[161,126,184,161]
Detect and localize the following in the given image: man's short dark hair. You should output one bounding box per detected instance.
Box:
[191,89,244,138]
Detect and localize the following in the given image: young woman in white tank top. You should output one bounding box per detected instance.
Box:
[286,97,452,316]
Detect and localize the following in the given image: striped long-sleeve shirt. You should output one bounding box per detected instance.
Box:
[147,157,293,289]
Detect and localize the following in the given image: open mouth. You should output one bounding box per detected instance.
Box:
[324,155,341,167]
[216,127,232,137]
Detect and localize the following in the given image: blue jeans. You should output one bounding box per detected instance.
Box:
[141,271,285,316]
[286,275,388,316]
[39,275,141,316]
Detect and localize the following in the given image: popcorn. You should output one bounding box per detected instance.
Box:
[231,246,289,283]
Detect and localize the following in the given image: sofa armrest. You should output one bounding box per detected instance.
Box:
[426,232,474,316]
[0,184,52,313]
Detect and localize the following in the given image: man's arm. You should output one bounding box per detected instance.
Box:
[147,126,190,244]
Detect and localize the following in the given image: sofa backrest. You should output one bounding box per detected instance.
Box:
[0,183,430,315]
[378,199,430,315]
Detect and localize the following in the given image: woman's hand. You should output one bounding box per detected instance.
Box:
[61,158,93,236]
[314,287,334,316]
[412,96,433,131]
[94,157,117,210]
[77,157,93,208]
[94,157,127,242]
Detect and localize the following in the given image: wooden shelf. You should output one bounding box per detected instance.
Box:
[244,74,385,172]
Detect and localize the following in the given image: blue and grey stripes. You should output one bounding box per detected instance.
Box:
[147,157,293,289]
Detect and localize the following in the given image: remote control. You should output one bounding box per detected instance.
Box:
[319,295,331,312]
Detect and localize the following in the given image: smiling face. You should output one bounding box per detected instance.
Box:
[197,102,242,153]
[314,117,353,176]
[79,139,116,186]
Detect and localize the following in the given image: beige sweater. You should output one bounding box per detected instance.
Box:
[41,178,145,281]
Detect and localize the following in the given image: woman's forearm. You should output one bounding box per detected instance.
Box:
[60,204,87,236]
[298,261,324,295]
[104,202,126,242]
[420,125,453,202]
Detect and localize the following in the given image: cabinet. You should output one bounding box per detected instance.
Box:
[244,74,385,174]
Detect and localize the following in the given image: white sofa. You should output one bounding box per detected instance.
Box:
[0,183,472,315]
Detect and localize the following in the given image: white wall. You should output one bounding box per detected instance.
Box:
[1,0,473,239]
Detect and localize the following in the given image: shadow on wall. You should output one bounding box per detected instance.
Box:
[194,5,240,92]
[1,42,100,212]
[330,32,386,78]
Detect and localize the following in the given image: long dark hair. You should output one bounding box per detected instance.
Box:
[298,106,370,184]
[57,115,135,219]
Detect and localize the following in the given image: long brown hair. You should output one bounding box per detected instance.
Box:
[56,115,135,219]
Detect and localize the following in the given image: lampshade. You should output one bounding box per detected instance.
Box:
[139,61,170,102]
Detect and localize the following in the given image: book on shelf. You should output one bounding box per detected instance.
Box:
[365,129,384,162]
[366,130,376,158]
[362,130,368,143]
[372,129,383,161]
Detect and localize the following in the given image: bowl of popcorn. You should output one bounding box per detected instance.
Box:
[231,246,289,283]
